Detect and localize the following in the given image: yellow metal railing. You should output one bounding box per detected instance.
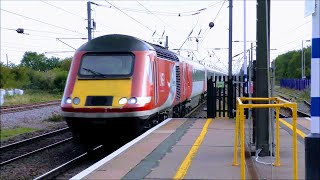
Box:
[232,97,298,180]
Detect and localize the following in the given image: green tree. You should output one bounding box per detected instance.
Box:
[0,63,15,88]
[20,52,62,72]
[53,70,68,93]
[46,56,60,70]
[58,57,72,71]
[21,52,47,71]
[10,66,31,88]
[275,47,311,80]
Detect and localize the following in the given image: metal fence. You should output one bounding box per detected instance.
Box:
[280,79,311,91]
[207,75,245,118]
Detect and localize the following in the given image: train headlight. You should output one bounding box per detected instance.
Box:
[128,97,137,104]
[119,97,127,105]
[65,97,72,104]
[73,97,80,105]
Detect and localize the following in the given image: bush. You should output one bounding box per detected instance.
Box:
[1,54,69,94]
[27,71,49,90]
[58,57,72,71]
[0,64,14,88]
[53,70,68,93]
[0,64,30,89]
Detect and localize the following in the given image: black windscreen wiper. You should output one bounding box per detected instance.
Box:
[82,68,106,77]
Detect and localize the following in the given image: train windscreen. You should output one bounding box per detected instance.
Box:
[78,54,134,78]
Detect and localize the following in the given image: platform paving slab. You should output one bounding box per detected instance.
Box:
[147,118,247,180]
[82,118,187,180]
[253,125,306,180]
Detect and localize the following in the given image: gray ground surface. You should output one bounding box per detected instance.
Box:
[0,105,68,146]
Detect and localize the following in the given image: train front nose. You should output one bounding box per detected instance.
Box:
[68,79,132,108]
[62,52,136,109]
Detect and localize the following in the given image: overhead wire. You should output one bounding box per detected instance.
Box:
[275,44,302,55]
[1,27,80,36]
[103,1,181,48]
[1,45,71,53]
[212,51,228,70]
[280,19,312,35]
[41,1,113,32]
[234,55,245,73]
[178,15,200,50]
[1,27,81,39]
[40,0,85,19]
[294,20,312,30]
[1,9,86,36]
[276,33,311,49]
[206,48,229,72]
[178,0,226,51]
[1,48,47,53]
[98,1,224,49]
[97,1,222,17]
[104,1,155,33]
[1,41,59,49]
[198,0,227,47]
[1,27,16,31]
[135,1,176,31]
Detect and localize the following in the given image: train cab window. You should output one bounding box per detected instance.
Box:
[78,54,134,78]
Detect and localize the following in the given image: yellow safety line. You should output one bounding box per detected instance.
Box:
[173,118,212,180]
[279,118,306,138]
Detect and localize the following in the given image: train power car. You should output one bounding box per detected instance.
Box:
[60,34,216,142]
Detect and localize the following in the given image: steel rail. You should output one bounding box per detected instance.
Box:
[1,137,73,166]
[34,145,104,180]
[1,100,61,114]
[0,127,70,152]
[34,101,207,179]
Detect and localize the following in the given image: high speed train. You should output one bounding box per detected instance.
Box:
[60,34,222,142]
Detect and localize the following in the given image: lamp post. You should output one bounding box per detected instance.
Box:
[301,39,310,79]
[302,39,311,79]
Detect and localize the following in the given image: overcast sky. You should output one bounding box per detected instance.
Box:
[0,0,312,74]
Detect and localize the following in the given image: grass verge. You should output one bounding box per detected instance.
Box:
[275,86,310,102]
[0,127,38,140]
[2,90,61,106]
[45,113,64,122]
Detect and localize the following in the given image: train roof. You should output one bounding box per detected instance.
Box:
[77,34,153,52]
[77,34,179,62]
[77,34,227,75]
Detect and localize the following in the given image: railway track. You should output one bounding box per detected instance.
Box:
[279,105,311,118]
[303,100,311,107]
[276,94,311,117]
[0,127,72,166]
[274,90,311,105]
[34,145,106,180]
[34,102,208,179]
[0,100,61,114]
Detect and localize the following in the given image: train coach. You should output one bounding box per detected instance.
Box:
[60,34,220,142]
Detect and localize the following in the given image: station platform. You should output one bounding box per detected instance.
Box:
[253,117,310,180]
[71,116,310,180]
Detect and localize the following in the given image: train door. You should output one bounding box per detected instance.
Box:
[152,60,158,106]
[185,64,191,98]
[182,63,186,100]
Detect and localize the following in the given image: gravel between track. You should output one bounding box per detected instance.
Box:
[0,105,68,146]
